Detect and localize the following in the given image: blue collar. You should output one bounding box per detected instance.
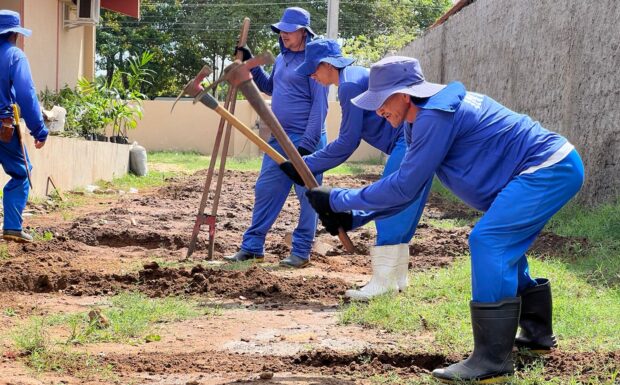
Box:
[412,81,466,112]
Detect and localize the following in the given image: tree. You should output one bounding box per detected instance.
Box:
[96,0,452,98]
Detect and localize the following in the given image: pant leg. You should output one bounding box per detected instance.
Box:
[469,150,584,303]
[376,136,431,246]
[0,134,31,231]
[291,134,327,259]
[241,139,294,255]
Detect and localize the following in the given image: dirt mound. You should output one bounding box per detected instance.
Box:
[293,349,449,374]
[408,225,470,269]
[68,226,196,250]
[0,259,347,304]
[105,348,620,382]
[530,232,590,259]
[104,349,449,378]
[517,350,620,382]
[133,263,349,302]
[425,192,480,221]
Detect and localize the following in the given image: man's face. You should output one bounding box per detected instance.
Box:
[377,93,410,128]
[280,29,306,51]
[311,62,332,86]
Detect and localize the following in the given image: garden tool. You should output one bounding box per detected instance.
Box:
[205,54,356,253]
[12,104,32,189]
[174,19,261,259]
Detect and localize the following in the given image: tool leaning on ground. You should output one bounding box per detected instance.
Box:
[194,53,356,253]
[176,18,251,260]
[12,104,32,189]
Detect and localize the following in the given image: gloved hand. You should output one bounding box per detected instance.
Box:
[319,211,353,236]
[279,161,304,186]
[305,186,334,216]
[234,45,253,61]
[297,146,312,157]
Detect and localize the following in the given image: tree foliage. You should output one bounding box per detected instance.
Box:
[96,0,451,98]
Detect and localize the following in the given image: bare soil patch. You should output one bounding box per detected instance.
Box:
[0,169,604,384]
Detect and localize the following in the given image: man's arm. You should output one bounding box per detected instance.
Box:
[10,54,48,142]
[329,111,457,214]
[304,83,364,174]
[297,77,328,152]
[250,63,275,96]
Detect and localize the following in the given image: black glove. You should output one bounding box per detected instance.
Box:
[319,211,353,236]
[297,146,312,157]
[305,186,334,216]
[279,161,304,186]
[234,45,253,61]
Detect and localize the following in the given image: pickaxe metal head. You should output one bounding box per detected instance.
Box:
[225,52,275,88]
[171,65,213,113]
[192,52,275,105]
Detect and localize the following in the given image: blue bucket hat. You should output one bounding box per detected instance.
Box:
[296,39,355,76]
[271,7,315,38]
[0,10,32,37]
[351,56,446,111]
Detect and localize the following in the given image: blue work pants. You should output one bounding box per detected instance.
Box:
[241,133,327,260]
[375,136,432,246]
[469,149,584,302]
[0,132,31,231]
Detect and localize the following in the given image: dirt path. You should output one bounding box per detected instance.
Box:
[0,169,607,384]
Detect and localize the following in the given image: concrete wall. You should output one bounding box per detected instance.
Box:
[0,0,96,91]
[129,99,383,162]
[0,129,130,198]
[398,0,619,205]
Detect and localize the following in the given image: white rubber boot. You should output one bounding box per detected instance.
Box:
[345,245,400,301]
[395,243,410,292]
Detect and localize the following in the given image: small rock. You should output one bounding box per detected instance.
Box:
[241,337,250,342]
[143,261,160,270]
[88,308,110,329]
[259,372,274,380]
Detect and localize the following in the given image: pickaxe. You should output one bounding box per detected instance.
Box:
[200,53,356,253]
[171,65,286,170]
[12,105,32,189]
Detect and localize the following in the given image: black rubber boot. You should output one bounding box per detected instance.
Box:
[515,278,557,353]
[432,297,521,384]
[223,250,264,263]
[279,254,310,268]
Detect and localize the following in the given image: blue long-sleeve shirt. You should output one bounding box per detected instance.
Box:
[329,82,568,228]
[0,38,48,142]
[251,37,328,151]
[304,66,403,174]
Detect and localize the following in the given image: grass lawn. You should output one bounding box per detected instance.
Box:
[97,151,383,193]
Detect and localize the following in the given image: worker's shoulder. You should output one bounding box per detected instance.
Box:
[0,43,26,62]
[338,79,366,101]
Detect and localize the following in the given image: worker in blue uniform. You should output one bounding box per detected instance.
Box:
[0,10,48,243]
[224,7,328,268]
[279,38,431,299]
[305,56,584,383]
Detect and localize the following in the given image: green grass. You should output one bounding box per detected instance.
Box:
[545,199,620,287]
[370,366,620,385]
[8,292,216,376]
[0,244,11,260]
[425,218,471,230]
[341,257,620,353]
[45,292,208,345]
[5,293,220,378]
[149,151,271,172]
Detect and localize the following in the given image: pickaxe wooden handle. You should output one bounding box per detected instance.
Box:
[194,91,286,165]
[220,54,356,253]
[12,105,32,189]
